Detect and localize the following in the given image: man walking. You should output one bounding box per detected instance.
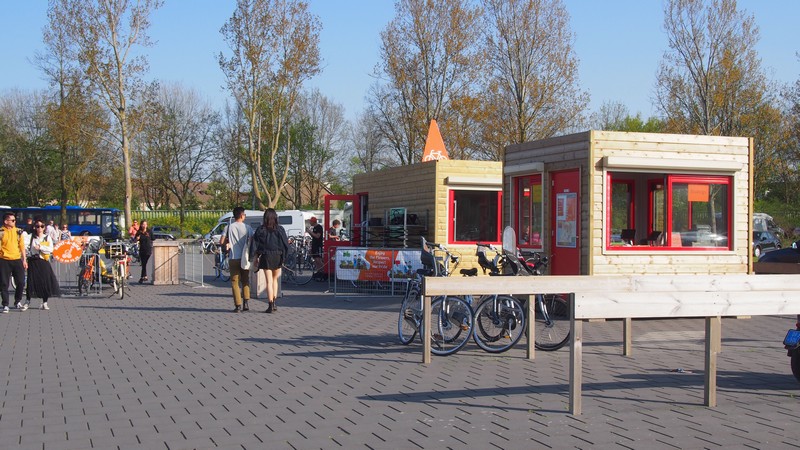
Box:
[219,207,254,313]
[0,212,28,313]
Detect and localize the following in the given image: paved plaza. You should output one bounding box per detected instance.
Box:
[1,274,800,449]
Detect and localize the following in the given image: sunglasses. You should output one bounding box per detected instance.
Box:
[34,225,45,228]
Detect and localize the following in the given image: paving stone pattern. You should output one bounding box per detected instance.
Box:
[1,279,800,449]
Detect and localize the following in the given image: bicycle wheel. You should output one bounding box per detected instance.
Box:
[78,272,91,296]
[429,296,473,356]
[534,294,571,351]
[115,265,125,300]
[398,287,420,345]
[290,254,313,285]
[473,295,526,353]
[220,256,231,282]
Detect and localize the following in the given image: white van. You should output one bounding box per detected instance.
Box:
[753,212,786,238]
[205,209,314,244]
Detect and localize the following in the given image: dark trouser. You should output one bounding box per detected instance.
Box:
[140,253,151,280]
[0,258,25,307]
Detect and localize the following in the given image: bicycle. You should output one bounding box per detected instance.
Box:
[281,235,314,285]
[104,241,128,299]
[397,238,474,356]
[77,239,103,296]
[471,243,570,352]
[213,247,230,281]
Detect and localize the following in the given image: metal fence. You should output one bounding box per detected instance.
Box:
[331,247,423,298]
[51,251,105,297]
[182,240,208,286]
[133,210,227,222]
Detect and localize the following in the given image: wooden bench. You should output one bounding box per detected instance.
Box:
[422,273,800,415]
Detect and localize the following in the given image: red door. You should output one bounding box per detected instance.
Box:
[550,169,580,275]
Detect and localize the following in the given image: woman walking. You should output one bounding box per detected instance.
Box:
[252,208,289,313]
[136,220,153,283]
[25,219,60,310]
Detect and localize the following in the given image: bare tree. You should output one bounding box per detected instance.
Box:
[50,0,162,226]
[36,6,109,222]
[655,0,768,136]
[482,0,588,152]
[370,0,484,165]
[213,101,250,209]
[349,108,390,174]
[0,91,57,205]
[135,84,219,227]
[219,0,322,208]
[292,89,348,207]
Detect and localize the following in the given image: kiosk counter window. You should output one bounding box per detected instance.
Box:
[448,190,502,244]
[606,172,732,250]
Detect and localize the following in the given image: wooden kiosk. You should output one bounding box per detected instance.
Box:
[351,159,502,268]
[502,130,753,275]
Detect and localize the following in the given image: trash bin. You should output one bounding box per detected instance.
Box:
[152,241,180,285]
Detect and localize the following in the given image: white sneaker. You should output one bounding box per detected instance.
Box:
[41,303,49,310]
[21,303,28,312]
[15,302,22,309]
[1,306,8,313]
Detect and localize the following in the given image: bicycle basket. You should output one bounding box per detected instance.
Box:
[104,242,126,258]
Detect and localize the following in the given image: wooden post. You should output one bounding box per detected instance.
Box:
[569,293,582,415]
[526,294,535,360]
[704,315,721,407]
[422,294,432,364]
[623,317,632,356]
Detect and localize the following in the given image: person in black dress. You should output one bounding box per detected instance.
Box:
[136,220,153,283]
[25,219,60,310]
[252,209,289,313]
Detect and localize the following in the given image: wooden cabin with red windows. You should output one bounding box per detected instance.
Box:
[503,130,753,275]
[350,160,503,270]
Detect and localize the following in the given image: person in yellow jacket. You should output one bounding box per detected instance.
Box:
[0,212,28,313]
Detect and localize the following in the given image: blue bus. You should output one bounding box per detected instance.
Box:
[0,206,122,239]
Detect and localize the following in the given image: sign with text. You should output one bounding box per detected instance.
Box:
[335,248,423,281]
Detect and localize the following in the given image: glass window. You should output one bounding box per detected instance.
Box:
[514,175,543,248]
[449,190,502,244]
[608,179,634,245]
[606,172,731,250]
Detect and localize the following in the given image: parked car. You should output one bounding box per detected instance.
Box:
[758,241,800,263]
[151,225,179,241]
[753,230,781,258]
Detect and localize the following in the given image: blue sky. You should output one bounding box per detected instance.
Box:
[1,1,798,122]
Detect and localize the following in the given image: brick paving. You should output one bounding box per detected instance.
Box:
[1,274,800,449]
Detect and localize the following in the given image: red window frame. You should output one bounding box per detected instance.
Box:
[514,174,543,249]
[606,173,732,251]
[605,175,635,246]
[448,189,503,245]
